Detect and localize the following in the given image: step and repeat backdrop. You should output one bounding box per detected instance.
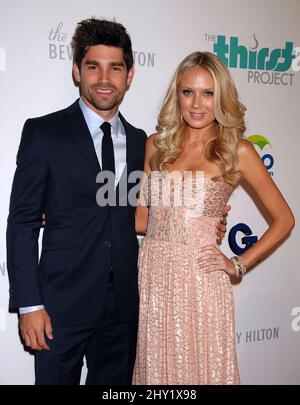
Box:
[0,0,299,384]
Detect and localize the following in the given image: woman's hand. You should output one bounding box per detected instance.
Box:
[197,244,235,277]
[216,205,231,244]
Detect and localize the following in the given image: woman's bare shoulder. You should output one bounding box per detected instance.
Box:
[145,133,159,155]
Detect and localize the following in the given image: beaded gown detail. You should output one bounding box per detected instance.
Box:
[133,172,240,385]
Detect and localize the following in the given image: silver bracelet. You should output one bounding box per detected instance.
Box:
[230,255,247,279]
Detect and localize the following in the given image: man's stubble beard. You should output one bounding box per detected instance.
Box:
[87,91,126,113]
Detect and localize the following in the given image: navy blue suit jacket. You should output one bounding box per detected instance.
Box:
[7,100,147,326]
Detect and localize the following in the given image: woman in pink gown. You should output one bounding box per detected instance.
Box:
[133,52,294,385]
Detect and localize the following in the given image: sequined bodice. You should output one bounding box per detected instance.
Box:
[144,171,232,246]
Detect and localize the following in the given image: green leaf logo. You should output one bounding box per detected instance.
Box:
[247,135,272,150]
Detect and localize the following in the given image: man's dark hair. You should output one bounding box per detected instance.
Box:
[71,18,134,71]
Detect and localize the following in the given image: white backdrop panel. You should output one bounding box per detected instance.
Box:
[0,0,299,384]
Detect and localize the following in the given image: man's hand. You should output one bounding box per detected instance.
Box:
[216,205,231,244]
[19,309,53,351]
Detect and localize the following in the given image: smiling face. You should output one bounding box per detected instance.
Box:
[178,66,216,133]
[73,44,134,120]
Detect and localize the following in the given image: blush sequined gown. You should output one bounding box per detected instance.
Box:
[133,172,240,385]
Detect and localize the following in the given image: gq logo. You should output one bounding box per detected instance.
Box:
[247,135,274,176]
[0,46,6,71]
[229,223,258,255]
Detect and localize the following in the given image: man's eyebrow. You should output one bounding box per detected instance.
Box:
[84,60,125,67]
[111,61,126,67]
[85,60,99,65]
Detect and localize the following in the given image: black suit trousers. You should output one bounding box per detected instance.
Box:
[35,282,138,385]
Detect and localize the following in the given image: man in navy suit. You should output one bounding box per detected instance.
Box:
[7,18,147,385]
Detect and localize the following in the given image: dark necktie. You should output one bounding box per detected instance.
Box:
[101,122,115,174]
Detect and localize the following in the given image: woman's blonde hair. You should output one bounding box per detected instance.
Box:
[155,51,246,185]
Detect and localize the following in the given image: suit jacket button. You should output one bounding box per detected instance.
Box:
[104,241,111,248]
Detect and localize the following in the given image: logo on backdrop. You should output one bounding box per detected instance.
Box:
[291,307,300,332]
[247,135,274,176]
[229,223,258,255]
[236,327,280,344]
[48,23,156,67]
[132,51,156,68]
[0,46,6,72]
[292,47,300,72]
[48,23,72,61]
[205,34,296,86]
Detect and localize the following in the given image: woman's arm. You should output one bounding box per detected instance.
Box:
[197,139,295,277]
[135,135,157,235]
[236,139,295,268]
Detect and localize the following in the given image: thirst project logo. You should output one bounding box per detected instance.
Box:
[205,33,296,86]
[213,35,294,72]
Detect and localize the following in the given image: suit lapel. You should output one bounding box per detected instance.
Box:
[65,100,100,176]
[64,103,138,201]
[115,113,138,201]
[119,112,136,175]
